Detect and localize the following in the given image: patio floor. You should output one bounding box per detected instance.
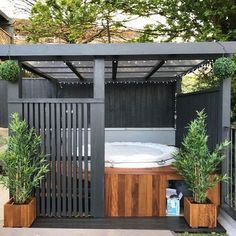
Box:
[0,228,174,236]
[31,217,226,233]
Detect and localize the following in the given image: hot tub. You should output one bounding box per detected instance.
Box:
[105,142,178,168]
[104,142,180,217]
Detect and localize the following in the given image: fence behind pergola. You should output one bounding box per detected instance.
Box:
[0,42,236,218]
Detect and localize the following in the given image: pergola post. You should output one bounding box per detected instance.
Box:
[219,78,231,205]
[91,57,105,217]
[7,61,23,124]
[176,78,182,94]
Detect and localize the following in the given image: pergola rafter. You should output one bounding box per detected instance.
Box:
[21,61,58,84]
[65,61,84,81]
[112,60,118,80]
[178,60,209,78]
[144,60,165,80]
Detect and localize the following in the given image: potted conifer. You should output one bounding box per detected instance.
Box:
[0,113,48,227]
[172,110,229,228]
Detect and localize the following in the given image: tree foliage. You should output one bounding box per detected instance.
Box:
[182,57,236,121]
[16,0,236,42]
[125,0,236,42]
[173,110,229,203]
[24,0,140,43]
[25,0,98,43]
[182,65,220,93]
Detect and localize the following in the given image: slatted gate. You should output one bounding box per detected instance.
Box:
[10,98,104,217]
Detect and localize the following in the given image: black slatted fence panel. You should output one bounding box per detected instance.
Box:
[1,80,175,128]
[60,83,176,128]
[19,99,100,217]
[176,89,220,151]
[0,79,57,128]
[0,80,8,127]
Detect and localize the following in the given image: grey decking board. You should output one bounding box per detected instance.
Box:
[31,217,226,233]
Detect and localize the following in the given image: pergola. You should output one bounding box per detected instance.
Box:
[1,42,236,85]
[1,42,236,219]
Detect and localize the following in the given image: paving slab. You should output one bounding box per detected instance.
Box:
[0,228,173,236]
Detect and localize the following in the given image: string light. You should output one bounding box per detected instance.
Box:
[59,79,177,86]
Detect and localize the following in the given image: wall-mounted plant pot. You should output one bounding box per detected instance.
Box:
[4,197,36,227]
[184,197,217,228]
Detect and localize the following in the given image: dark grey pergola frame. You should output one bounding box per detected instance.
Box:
[0,42,236,85]
[1,41,236,217]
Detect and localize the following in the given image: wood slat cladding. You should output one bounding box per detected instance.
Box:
[105,172,163,217]
[105,166,220,217]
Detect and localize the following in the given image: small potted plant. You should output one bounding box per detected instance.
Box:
[0,113,48,227]
[172,110,229,228]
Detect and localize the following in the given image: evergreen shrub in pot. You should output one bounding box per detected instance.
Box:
[172,110,229,228]
[213,57,236,80]
[0,60,20,83]
[0,113,48,227]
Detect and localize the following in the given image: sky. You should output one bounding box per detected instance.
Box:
[0,0,27,19]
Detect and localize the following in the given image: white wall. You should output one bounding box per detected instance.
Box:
[105,128,176,146]
[76,127,176,146]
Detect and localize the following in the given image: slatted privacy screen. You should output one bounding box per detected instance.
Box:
[176,89,220,151]
[10,98,104,217]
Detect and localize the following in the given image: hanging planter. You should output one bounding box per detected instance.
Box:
[0,60,20,83]
[213,57,236,80]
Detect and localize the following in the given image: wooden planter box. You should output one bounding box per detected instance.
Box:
[184,197,217,228]
[4,197,36,227]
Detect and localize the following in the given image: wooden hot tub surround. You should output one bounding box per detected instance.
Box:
[105,166,220,217]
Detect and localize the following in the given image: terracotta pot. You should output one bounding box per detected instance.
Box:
[184,197,217,228]
[4,197,36,227]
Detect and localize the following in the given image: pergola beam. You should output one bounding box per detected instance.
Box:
[0,42,235,59]
[144,60,165,80]
[65,61,84,81]
[178,60,208,78]
[21,62,58,84]
[112,60,118,80]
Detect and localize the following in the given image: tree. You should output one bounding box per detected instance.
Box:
[122,0,236,120]
[24,0,140,43]
[93,0,139,43]
[181,66,220,93]
[124,0,236,42]
[24,0,98,43]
